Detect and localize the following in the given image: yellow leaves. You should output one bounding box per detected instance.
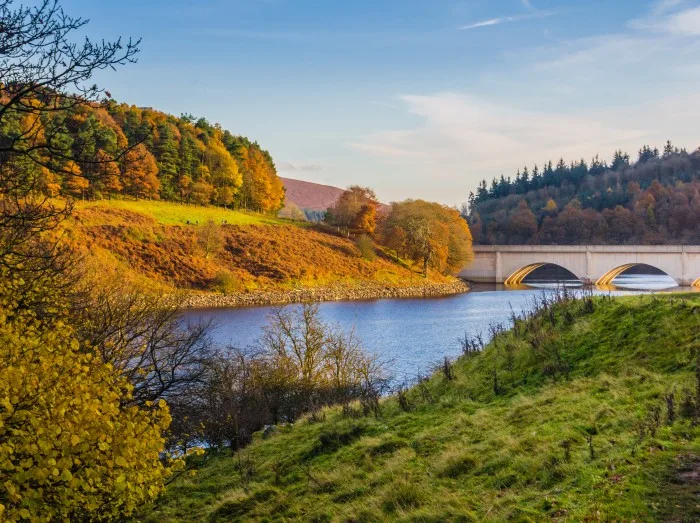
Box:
[0,290,172,521]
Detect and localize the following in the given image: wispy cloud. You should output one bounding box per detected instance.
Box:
[349,91,700,177]
[629,0,700,34]
[458,11,551,30]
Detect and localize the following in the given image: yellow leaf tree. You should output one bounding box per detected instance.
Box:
[0,272,175,521]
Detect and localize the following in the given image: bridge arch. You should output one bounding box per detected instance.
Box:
[504,263,582,286]
[596,262,679,287]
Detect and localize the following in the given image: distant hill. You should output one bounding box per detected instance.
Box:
[281,177,346,212]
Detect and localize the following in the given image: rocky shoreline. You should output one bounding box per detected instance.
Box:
[183,279,470,309]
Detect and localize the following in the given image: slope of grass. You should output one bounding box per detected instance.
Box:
[145,293,700,521]
[75,199,285,226]
[67,200,445,293]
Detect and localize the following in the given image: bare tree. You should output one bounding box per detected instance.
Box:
[72,273,214,407]
[168,304,387,451]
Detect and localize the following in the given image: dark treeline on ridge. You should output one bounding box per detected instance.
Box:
[466,142,700,245]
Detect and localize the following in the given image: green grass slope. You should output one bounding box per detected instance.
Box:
[75,199,286,226]
[146,294,700,522]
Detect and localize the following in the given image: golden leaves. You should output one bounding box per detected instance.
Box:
[0,272,175,521]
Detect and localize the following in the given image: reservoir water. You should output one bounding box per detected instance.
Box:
[183,271,698,386]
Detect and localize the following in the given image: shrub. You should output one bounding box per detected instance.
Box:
[212,270,241,294]
[0,274,174,520]
[356,234,376,261]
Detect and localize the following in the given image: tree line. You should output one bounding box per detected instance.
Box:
[466,143,700,244]
[1,86,285,213]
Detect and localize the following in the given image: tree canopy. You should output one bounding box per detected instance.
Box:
[466,142,700,245]
[381,199,474,276]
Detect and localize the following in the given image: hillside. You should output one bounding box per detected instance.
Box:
[67,199,460,304]
[467,143,700,245]
[281,177,346,212]
[146,293,700,521]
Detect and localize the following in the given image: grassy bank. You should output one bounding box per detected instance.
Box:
[66,199,454,297]
[145,293,700,521]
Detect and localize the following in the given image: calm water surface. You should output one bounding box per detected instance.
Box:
[183,274,697,385]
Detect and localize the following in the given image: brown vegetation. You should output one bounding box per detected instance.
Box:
[68,204,447,294]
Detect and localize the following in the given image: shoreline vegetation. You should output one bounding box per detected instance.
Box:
[182,279,471,308]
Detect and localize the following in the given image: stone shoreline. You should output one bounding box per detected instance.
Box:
[182,279,470,309]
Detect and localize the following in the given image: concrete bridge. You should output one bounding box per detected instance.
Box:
[459,245,700,287]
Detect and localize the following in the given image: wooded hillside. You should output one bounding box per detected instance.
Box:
[467,143,700,245]
[3,97,285,212]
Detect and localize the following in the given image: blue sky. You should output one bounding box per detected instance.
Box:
[61,0,700,204]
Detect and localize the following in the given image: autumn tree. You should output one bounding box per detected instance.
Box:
[467,141,700,245]
[507,200,538,244]
[234,142,285,212]
[326,186,378,235]
[279,201,307,221]
[0,2,190,518]
[204,134,242,206]
[121,143,160,199]
[197,220,224,259]
[0,273,177,521]
[381,200,474,276]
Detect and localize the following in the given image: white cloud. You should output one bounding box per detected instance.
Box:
[349,93,670,172]
[459,11,551,30]
[664,6,700,35]
[629,1,700,35]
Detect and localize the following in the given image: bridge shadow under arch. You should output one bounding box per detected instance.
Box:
[505,263,582,286]
[597,263,679,290]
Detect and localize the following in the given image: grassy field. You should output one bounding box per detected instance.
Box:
[144,293,700,521]
[74,198,286,226]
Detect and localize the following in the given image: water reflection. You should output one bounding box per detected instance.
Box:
[521,263,681,291]
[610,264,678,291]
